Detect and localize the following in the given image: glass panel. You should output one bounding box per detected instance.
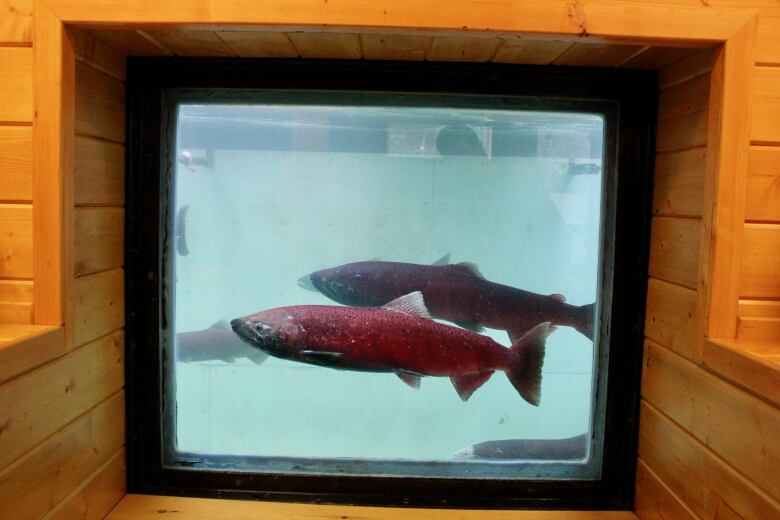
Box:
[170,102,604,478]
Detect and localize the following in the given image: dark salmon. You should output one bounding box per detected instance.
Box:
[231,292,550,406]
[177,319,267,364]
[303,257,594,342]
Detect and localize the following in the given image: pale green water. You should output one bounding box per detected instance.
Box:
[171,104,604,474]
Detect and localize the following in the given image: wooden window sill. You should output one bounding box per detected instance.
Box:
[703,337,780,407]
[0,324,65,384]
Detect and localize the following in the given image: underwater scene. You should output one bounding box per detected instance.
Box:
[171,102,605,478]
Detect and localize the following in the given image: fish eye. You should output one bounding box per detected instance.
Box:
[254,323,269,331]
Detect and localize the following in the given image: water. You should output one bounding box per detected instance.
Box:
[171,103,604,478]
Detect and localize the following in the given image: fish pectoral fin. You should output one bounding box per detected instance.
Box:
[454,320,485,333]
[431,253,452,266]
[449,262,486,280]
[383,291,432,320]
[301,350,343,361]
[396,371,423,389]
[451,371,494,401]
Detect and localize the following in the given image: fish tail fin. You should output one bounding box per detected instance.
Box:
[574,303,596,340]
[506,322,551,406]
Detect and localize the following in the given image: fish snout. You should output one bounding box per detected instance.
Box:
[297,273,318,292]
[230,316,290,359]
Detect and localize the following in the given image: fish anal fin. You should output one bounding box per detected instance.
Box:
[450,262,485,280]
[451,371,494,401]
[432,253,451,266]
[397,371,422,389]
[383,291,432,319]
[454,321,485,333]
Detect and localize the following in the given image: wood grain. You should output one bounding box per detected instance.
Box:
[648,217,701,290]
[740,223,780,298]
[655,109,708,153]
[86,29,171,56]
[652,147,706,218]
[0,126,32,202]
[0,324,63,384]
[72,28,127,81]
[634,458,696,520]
[360,33,430,61]
[492,38,570,65]
[0,47,32,123]
[659,47,714,91]
[552,42,644,67]
[0,278,31,302]
[142,30,236,57]
[75,135,125,206]
[73,269,124,347]
[75,61,125,143]
[0,0,33,43]
[618,46,697,70]
[0,330,123,471]
[704,338,780,406]
[746,145,780,222]
[752,66,780,144]
[756,12,780,65]
[641,340,780,500]
[739,299,780,318]
[427,35,501,62]
[638,400,780,520]
[287,32,361,59]
[738,317,780,340]
[657,73,709,121]
[0,391,124,520]
[644,277,697,361]
[215,31,299,58]
[0,301,31,322]
[74,208,124,277]
[0,203,32,278]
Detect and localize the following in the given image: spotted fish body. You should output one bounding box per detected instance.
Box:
[231,292,550,406]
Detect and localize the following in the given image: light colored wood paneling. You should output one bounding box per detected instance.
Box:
[86,29,171,56]
[75,61,125,143]
[659,47,714,91]
[634,458,696,520]
[645,278,697,361]
[427,35,501,62]
[0,203,32,278]
[0,0,32,43]
[492,38,570,65]
[752,66,780,144]
[703,338,780,406]
[107,494,639,520]
[648,217,701,290]
[756,12,780,65]
[655,110,708,153]
[638,400,780,520]
[0,47,32,123]
[360,33,430,61]
[0,330,124,471]
[287,32,361,59]
[142,30,236,57]
[746,145,780,222]
[0,278,31,301]
[740,299,780,318]
[652,147,706,218]
[641,340,780,500]
[738,316,780,339]
[215,31,298,58]
[740,223,780,298]
[0,391,125,520]
[552,42,644,67]
[0,301,32,322]
[44,448,126,520]
[0,126,32,201]
[0,324,63,384]
[72,28,127,81]
[619,46,697,70]
[75,135,125,206]
[74,208,124,277]
[657,73,709,121]
[74,269,124,347]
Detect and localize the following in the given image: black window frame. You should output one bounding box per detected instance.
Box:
[125,57,656,510]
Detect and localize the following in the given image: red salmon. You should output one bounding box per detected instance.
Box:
[231,292,550,406]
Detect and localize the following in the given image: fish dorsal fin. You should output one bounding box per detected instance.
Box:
[549,293,566,303]
[432,253,451,266]
[209,319,230,331]
[382,291,432,319]
[450,262,486,280]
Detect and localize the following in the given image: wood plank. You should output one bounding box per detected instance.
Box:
[0,392,124,520]
[74,269,124,347]
[142,30,236,57]
[657,73,709,121]
[0,324,64,384]
[75,61,125,143]
[0,203,32,278]
[74,207,124,277]
[738,317,780,340]
[746,145,780,222]
[634,458,696,520]
[552,42,644,67]
[618,46,697,70]
[0,126,32,201]
[33,4,75,330]
[427,35,502,62]
[641,340,780,501]
[0,47,32,122]
[75,135,125,207]
[752,66,780,144]
[107,494,638,520]
[492,38,571,65]
[644,278,697,361]
[43,448,126,520]
[703,338,780,407]
[655,109,708,153]
[756,12,780,65]
[0,278,32,301]
[739,299,780,318]
[652,147,706,218]
[86,29,171,56]
[638,400,780,520]
[0,301,32,323]
[648,217,701,290]
[659,47,714,91]
[740,223,780,298]
[215,31,298,58]
[360,33,430,61]
[71,28,127,81]
[0,330,123,471]
[0,0,32,43]
[287,32,361,59]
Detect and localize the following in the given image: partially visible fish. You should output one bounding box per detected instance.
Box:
[231,292,550,406]
[454,433,587,461]
[179,150,198,173]
[177,319,267,365]
[175,205,190,257]
[305,256,595,341]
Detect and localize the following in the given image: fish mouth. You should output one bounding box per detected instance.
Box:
[230,318,289,358]
[297,273,318,292]
[230,318,262,347]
